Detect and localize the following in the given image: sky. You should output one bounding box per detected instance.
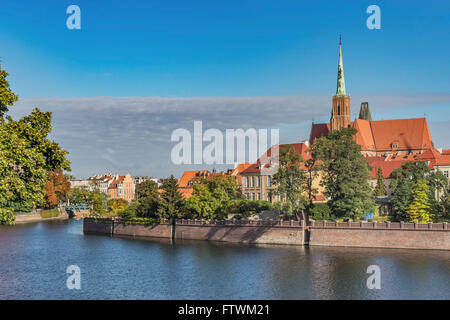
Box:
[1,0,450,179]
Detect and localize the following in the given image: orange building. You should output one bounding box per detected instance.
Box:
[108,173,135,202]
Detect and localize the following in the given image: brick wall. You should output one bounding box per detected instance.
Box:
[114,219,172,238]
[174,219,305,245]
[83,218,450,250]
[309,221,450,250]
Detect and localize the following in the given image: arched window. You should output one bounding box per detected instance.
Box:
[337,104,340,115]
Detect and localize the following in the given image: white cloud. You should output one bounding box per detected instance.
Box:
[8,94,450,179]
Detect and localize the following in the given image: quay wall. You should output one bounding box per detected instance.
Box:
[83,218,305,245]
[83,218,450,250]
[309,221,450,250]
[175,219,305,245]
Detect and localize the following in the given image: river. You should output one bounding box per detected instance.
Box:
[0,219,448,299]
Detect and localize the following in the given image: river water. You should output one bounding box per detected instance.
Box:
[0,219,448,299]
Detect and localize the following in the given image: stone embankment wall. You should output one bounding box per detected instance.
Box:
[83,218,450,250]
[175,219,305,245]
[309,220,450,250]
[84,218,305,245]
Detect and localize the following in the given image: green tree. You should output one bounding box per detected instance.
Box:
[135,179,159,200]
[374,167,386,196]
[157,175,183,221]
[68,186,91,204]
[0,65,70,224]
[107,198,129,215]
[135,196,161,219]
[271,145,309,220]
[310,127,374,220]
[405,179,433,223]
[310,203,332,221]
[433,181,450,222]
[184,175,242,220]
[390,161,431,221]
[0,65,18,117]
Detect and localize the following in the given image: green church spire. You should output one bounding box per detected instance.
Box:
[336,36,346,96]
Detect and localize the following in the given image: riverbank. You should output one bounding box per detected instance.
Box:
[15,213,69,224]
[84,218,450,250]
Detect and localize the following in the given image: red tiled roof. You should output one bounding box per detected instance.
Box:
[352,119,375,150]
[242,142,311,174]
[310,118,434,153]
[367,160,406,179]
[309,123,330,144]
[369,118,433,151]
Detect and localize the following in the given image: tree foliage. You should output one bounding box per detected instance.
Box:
[271,145,309,220]
[0,65,18,117]
[0,65,70,224]
[310,127,374,220]
[390,161,430,221]
[44,169,71,208]
[107,198,129,215]
[184,175,242,220]
[157,175,183,220]
[374,167,386,196]
[405,179,433,223]
[135,179,159,200]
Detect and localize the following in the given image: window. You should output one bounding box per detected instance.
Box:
[444,171,449,178]
[252,193,255,200]
[337,104,340,115]
[257,192,261,200]
[251,176,255,187]
[245,176,249,187]
[267,176,272,187]
[256,176,260,187]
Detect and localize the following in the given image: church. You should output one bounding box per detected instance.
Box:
[309,40,434,157]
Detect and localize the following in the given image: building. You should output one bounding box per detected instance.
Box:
[134,176,159,187]
[310,41,435,158]
[177,165,251,199]
[108,174,135,202]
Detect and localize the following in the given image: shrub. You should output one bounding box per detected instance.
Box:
[224,200,275,218]
[310,203,331,221]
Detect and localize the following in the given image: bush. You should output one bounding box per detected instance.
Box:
[224,200,275,218]
[122,217,160,226]
[310,203,331,221]
[41,209,60,218]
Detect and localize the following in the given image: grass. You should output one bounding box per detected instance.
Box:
[40,209,60,219]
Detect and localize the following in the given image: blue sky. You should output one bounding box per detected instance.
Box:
[1,0,450,178]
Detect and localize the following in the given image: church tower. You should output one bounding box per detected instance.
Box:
[330,37,350,131]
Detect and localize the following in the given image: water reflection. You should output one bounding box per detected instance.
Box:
[0,220,448,299]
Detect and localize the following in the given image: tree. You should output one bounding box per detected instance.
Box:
[157,175,183,221]
[107,198,129,215]
[310,127,375,220]
[0,65,18,117]
[184,175,242,220]
[271,145,309,221]
[433,181,450,222]
[374,167,386,196]
[44,180,58,208]
[68,186,91,204]
[44,169,71,208]
[390,161,431,221]
[0,65,70,224]
[405,179,433,223]
[135,179,159,200]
